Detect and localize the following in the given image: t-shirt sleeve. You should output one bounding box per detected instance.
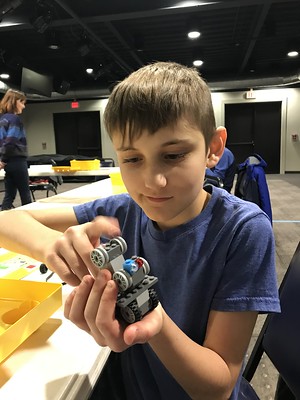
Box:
[74,194,128,222]
[211,212,280,313]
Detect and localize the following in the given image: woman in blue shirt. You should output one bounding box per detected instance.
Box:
[0,89,31,209]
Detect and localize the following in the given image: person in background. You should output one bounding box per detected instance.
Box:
[0,89,32,209]
[0,62,280,400]
[205,145,236,192]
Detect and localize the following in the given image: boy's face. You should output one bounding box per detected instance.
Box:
[113,118,211,230]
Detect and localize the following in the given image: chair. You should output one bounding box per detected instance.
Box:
[100,158,115,167]
[28,158,63,201]
[239,242,300,399]
[29,175,63,201]
[204,174,224,189]
[234,154,272,223]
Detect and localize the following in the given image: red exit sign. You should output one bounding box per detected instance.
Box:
[71,101,79,109]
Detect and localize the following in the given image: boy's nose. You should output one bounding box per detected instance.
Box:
[144,170,167,189]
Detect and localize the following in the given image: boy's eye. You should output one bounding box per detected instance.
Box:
[121,152,187,164]
[123,157,141,163]
[165,153,186,161]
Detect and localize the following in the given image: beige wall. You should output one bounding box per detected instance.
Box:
[23,87,300,172]
[211,87,300,173]
[23,98,116,163]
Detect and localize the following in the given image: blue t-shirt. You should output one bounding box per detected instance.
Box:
[74,186,280,400]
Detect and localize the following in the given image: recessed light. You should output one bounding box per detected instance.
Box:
[193,60,203,67]
[188,31,201,39]
[48,43,60,50]
[0,73,10,79]
[287,50,299,57]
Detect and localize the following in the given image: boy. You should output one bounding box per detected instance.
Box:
[0,62,280,399]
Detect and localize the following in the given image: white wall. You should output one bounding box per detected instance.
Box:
[23,87,300,172]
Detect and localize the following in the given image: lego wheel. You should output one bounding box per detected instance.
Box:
[90,247,109,268]
[110,236,127,253]
[139,257,150,275]
[148,288,159,310]
[113,270,132,291]
[120,301,142,324]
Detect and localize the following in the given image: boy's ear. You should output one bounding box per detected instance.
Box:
[206,126,227,168]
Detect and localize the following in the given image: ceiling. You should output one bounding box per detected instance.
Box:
[0,0,300,100]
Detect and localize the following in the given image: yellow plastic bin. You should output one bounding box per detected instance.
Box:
[0,279,62,364]
[109,171,127,194]
[70,159,100,170]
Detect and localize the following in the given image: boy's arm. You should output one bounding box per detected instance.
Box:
[65,273,257,400]
[148,309,257,400]
[0,208,120,285]
[0,207,78,256]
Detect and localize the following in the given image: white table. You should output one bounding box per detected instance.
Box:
[18,177,124,208]
[0,165,119,179]
[0,179,120,400]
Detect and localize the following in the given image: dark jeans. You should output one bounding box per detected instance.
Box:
[1,157,32,210]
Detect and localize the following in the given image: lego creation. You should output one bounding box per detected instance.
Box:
[90,237,159,324]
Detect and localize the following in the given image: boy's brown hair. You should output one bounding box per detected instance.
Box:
[0,89,26,114]
[104,61,216,149]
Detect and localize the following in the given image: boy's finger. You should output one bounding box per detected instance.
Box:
[64,275,95,332]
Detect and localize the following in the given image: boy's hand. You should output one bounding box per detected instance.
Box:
[64,270,164,352]
[42,216,120,286]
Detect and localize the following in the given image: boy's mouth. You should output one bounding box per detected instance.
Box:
[145,196,173,203]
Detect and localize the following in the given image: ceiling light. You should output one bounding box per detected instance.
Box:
[46,31,61,50]
[0,81,8,90]
[193,59,203,67]
[287,50,299,57]
[188,30,201,39]
[187,17,201,40]
[86,68,93,74]
[192,46,204,67]
[0,73,9,79]
[164,1,217,10]
[286,40,299,58]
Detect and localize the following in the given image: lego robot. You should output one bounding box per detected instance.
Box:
[90,237,159,324]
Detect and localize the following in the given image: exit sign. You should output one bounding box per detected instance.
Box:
[71,101,79,109]
[245,89,256,99]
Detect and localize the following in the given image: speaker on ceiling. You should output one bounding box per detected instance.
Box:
[54,79,70,95]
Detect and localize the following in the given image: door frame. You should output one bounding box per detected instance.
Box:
[220,94,288,174]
